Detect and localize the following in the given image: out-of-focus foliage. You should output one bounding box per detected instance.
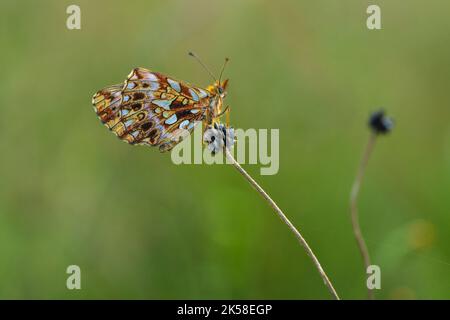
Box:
[0,0,449,299]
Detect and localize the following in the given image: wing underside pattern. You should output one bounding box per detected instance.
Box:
[92,68,214,152]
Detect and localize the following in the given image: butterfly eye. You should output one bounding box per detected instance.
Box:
[218,87,224,94]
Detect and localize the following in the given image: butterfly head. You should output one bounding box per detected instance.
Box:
[208,79,229,99]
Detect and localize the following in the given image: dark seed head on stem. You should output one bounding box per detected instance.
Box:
[369,110,394,134]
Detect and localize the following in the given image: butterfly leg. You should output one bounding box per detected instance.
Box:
[202,108,210,145]
[226,106,231,128]
[216,105,231,127]
[216,105,229,119]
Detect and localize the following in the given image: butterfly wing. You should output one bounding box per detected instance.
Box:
[92,68,214,152]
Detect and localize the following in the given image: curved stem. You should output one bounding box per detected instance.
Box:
[350,133,377,300]
[225,148,340,300]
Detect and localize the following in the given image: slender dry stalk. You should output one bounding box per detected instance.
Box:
[349,132,377,300]
[224,148,340,300]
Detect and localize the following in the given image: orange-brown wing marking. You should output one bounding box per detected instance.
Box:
[92,68,212,150]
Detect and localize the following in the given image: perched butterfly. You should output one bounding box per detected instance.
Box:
[92,53,230,152]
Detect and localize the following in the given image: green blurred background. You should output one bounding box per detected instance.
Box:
[1,0,449,299]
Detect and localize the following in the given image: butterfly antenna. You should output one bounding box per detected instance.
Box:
[188,51,217,83]
[218,57,229,84]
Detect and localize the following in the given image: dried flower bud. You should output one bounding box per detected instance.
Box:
[203,123,235,155]
[369,110,394,134]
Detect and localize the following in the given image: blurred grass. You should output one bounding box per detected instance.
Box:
[0,0,449,299]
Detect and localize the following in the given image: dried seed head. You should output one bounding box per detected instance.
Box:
[369,110,394,134]
[203,124,235,154]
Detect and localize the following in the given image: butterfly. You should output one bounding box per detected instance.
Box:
[92,54,230,152]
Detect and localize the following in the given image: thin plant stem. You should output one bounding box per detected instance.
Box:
[349,132,377,300]
[225,148,340,300]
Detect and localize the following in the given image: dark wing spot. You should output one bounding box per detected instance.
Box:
[170,99,185,109]
[147,129,159,144]
[132,103,142,111]
[141,121,154,131]
[148,128,157,138]
[133,92,145,100]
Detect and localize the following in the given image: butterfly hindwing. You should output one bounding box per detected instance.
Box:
[92,68,213,151]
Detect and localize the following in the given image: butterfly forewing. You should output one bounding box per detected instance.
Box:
[92,68,213,151]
